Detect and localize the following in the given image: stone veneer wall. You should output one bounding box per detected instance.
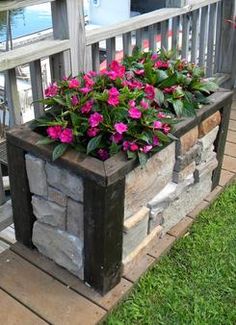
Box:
[25,155,84,279]
[122,111,221,268]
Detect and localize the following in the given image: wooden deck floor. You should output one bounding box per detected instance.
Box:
[0,101,236,325]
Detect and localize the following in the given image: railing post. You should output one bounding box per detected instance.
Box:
[217,0,236,89]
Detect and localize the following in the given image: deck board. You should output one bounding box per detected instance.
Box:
[0,288,48,325]
[0,250,106,325]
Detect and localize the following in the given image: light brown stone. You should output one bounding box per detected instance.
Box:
[227,130,236,144]
[222,155,236,173]
[199,111,221,138]
[167,216,194,238]
[176,126,199,155]
[219,169,235,187]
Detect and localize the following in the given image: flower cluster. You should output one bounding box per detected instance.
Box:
[33,49,217,163]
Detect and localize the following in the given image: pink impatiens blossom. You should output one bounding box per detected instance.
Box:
[151,53,158,61]
[89,112,104,128]
[84,74,95,88]
[140,99,149,110]
[44,82,58,97]
[157,112,166,119]
[154,60,169,69]
[144,84,155,100]
[109,61,126,79]
[80,87,92,94]
[114,122,128,134]
[97,148,109,161]
[59,128,73,143]
[142,145,153,153]
[107,87,120,106]
[153,121,163,129]
[81,100,93,114]
[87,127,100,137]
[122,141,130,151]
[153,136,160,146]
[134,69,144,76]
[163,86,177,94]
[47,125,62,139]
[128,107,142,119]
[130,143,139,152]
[128,100,136,108]
[111,133,123,144]
[163,124,171,134]
[68,78,80,89]
[71,95,79,106]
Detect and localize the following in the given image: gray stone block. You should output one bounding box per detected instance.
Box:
[194,156,218,183]
[46,163,83,202]
[67,198,84,241]
[174,144,201,172]
[33,222,84,279]
[148,210,164,233]
[48,186,68,207]
[124,142,175,218]
[25,154,47,197]
[196,126,219,164]
[32,195,66,230]
[173,161,196,183]
[123,207,149,259]
[148,182,178,211]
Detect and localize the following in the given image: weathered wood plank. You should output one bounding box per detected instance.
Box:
[199,6,209,67]
[92,42,100,72]
[0,289,47,325]
[171,16,180,54]
[0,40,70,72]
[136,28,144,50]
[0,226,16,244]
[148,24,158,52]
[0,165,5,205]
[123,32,132,56]
[11,242,133,311]
[84,178,125,294]
[6,142,35,247]
[161,20,169,50]
[0,250,106,325]
[206,3,217,76]
[0,0,55,11]
[214,1,222,73]
[181,14,190,59]
[0,200,12,233]
[86,1,220,45]
[5,68,21,126]
[191,9,200,63]
[29,60,44,118]
[106,37,116,66]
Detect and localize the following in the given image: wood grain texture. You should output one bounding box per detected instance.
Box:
[5,69,21,126]
[0,0,55,11]
[0,40,70,72]
[0,250,106,325]
[29,60,44,118]
[206,3,217,76]
[191,9,200,63]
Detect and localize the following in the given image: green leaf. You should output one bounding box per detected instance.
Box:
[138,151,148,167]
[155,88,165,106]
[53,96,67,106]
[172,99,184,117]
[36,137,55,145]
[86,134,103,155]
[70,112,81,127]
[155,131,171,143]
[159,73,178,88]
[52,143,68,161]
[109,142,121,156]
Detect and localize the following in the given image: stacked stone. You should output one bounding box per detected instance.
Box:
[122,111,221,267]
[25,154,84,279]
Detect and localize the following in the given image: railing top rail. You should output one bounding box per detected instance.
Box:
[0,0,55,12]
[86,0,221,45]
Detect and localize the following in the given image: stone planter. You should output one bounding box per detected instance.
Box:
[6,89,233,295]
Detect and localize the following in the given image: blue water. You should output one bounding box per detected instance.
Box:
[0,4,52,42]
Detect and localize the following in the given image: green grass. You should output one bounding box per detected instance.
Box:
[104,183,236,325]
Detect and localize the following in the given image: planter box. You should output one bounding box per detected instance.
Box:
[6,89,233,294]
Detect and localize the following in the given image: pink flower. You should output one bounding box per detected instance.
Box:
[128,107,142,119]
[71,95,79,106]
[163,124,171,134]
[87,70,97,77]
[114,122,128,134]
[163,86,177,94]
[108,87,120,106]
[81,101,93,114]
[153,136,160,146]
[134,69,144,76]
[47,125,62,139]
[142,145,153,153]
[153,121,163,129]
[130,143,139,152]
[44,82,58,97]
[84,74,95,88]
[109,61,126,79]
[80,87,92,94]
[68,78,80,89]
[122,141,130,151]
[122,80,143,90]
[59,128,73,143]
[154,60,169,69]
[144,84,155,100]
[129,100,136,108]
[97,148,109,161]
[151,53,158,61]
[89,112,104,128]
[111,133,123,144]
[157,112,166,119]
[140,100,149,110]
[87,127,100,137]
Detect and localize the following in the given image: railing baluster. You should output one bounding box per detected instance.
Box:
[148,24,158,52]
[29,60,44,118]
[182,14,190,59]
[206,3,217,77]
[136,28,144,50]
[123,32,132,56]
[172,16,180,56]
[106,37,116,66]
[199,6,209,68]
[92,43,100,73]
[0,165,6,205]
[5,69,21,127]
[161,20,169,50]
[214,1,222,73]
[191,9,200,64]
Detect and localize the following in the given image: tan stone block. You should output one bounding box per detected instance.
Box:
[199,111,221,138]
[167,216,194,239]
[177,126,199,155]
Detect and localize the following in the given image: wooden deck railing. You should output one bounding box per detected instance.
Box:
[0,0,235,207]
